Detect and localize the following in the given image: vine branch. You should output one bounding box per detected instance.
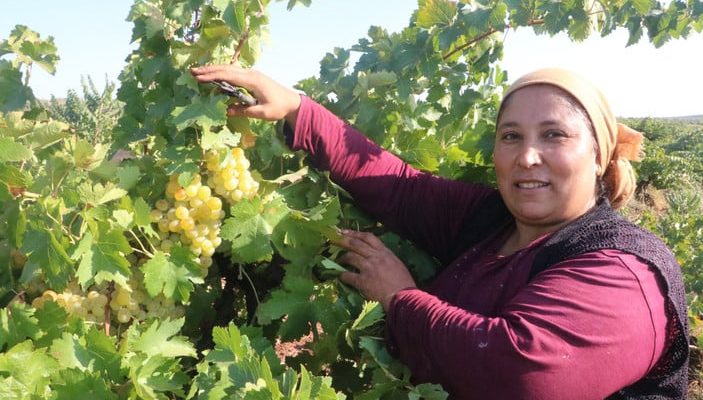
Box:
[231,29,250,64]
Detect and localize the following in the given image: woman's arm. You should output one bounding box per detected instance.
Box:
[191,65,494,259]
[386,250,668,399]
[285,96,495,258]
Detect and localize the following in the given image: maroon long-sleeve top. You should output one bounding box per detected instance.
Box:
[288,96,668,399]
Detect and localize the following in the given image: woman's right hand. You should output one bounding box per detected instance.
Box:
[190,65,301,128]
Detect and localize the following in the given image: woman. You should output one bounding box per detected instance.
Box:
[191,66,688,399]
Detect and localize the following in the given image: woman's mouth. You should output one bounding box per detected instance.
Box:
[515,181,549,189]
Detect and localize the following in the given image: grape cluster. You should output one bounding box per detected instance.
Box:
[151,174,223,273]
[31,281,108,323]
[205,147,259,203]
[32,263,185,326]
[109,269,185,323]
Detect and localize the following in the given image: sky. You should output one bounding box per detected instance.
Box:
[1,1,702,118]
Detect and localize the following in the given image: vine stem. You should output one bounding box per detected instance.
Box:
[442,8,606,61]
[238,265,260,308]
[128,229,154,258]
[24,62,33,87]
[231,29,250,64]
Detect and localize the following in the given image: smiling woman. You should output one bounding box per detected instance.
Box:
[192,63,690,398]
[494,84,601,250]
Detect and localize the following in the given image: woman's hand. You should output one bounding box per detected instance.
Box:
[190,64,301,127]
[333,230,417,311]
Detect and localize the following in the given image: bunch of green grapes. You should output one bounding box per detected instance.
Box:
[109,269,185,324]
[31,281,108,324]
[150,173,223,273]
[205,147,259,204]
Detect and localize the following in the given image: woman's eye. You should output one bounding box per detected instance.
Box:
[545,130,567,139]
[501,131,519,141]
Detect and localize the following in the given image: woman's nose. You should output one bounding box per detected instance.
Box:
[516,144,542,168]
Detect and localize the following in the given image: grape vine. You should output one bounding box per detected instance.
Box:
[1,0,701,399]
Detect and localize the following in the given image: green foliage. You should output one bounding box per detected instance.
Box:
[1,1,702,398]
[46,77,122,143]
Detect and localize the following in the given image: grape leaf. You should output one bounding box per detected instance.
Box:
[294,365,340,400]
[76,182,128,206]
[72,139,109,171]
[125,353,190,399]
[0,303,40,350]
[112,209,133,229]
[409,383,449,400]
[28,120,70,150]
[21,226,73,290]
[0,61,33,112]
[0,25,59,74]
[170,95,228,132]
[116,165,141,190]
[128,0,167,39]
[49,332,94,372]
[0,138,32,162]
[271,198,341,265]
[0,163,31,188]
[72,229,132,288]
[51,369,118,400]
[417,0,457,29]
[350,301,384,332]
[33,301,70,347]
[201,127,240,150]
[125,317,196,359]
[0,340,59,392]
[141,246,203,302]
[221,197,285,263]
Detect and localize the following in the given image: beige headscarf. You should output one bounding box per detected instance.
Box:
[501,68,643,209]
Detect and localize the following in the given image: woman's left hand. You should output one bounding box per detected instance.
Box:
[333,230,416,311]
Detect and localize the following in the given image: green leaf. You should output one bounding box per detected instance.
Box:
[0,138,32,162]
[0,340,59,393]
[409,383,449,400]
[221,197,285,263]
[214,0,247,35]
[417,0,457,29]
[133,197,159,237]
[0,25,59,74]
[51,369,118,400]
[256,274,313,325]
[128,0,167,39]
[116,165,141,190]
[112,209,133,229]
[631,0,653,15]
[49,332,94,372]
[72,139,109,170]
[72,229,132,288]
[0,61,33,112]
[21,226,73,290]
[170,95,228,132]
[125,317,196,359]
[202,127,240,150]
[0,163,31,188]
[141,246,203,302]
[293,365,340,400]
[76,182,128,206]
[34,301,70,346]
[350,301,384,332]
[28,120,70,150]
[0,303,40,350]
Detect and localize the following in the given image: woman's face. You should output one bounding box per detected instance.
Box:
[494,85,599,231]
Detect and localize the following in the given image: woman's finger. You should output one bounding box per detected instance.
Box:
[333,234,374,257]
[338,251,368,271]
[341,229,386,250]
[339,271,362,290]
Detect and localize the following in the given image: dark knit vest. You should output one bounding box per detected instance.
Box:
[451,192,689,399]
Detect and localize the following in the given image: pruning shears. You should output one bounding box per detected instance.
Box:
[212,80,257,106]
